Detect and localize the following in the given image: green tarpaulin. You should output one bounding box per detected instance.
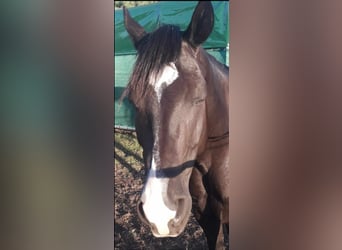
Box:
[115,1,229,129]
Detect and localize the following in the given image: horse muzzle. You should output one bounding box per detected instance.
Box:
[137,195,192,237]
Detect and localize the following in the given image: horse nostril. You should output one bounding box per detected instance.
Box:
[177,198,185,207]
[173,198,185,221]
[177,198,185,211]
[168,218,182,236]
[137,201,149,225]
[168,218,176,229]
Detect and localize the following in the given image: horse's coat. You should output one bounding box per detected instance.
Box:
[122,2,229,249]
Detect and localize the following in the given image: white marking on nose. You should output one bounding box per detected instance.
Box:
[142,158,176,236]
[150,62,179,102]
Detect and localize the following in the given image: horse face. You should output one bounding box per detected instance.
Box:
[123,1,214,237]
[138,56,209,237]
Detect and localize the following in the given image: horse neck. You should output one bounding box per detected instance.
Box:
[204,58,229,138]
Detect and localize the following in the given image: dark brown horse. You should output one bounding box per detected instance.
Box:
[121,2,229,249]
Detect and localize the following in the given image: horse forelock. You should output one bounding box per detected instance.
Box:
[123,25,182,108]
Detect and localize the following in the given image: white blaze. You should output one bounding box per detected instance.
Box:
[143,63,178,235]
[150,62,179,102]
[142,159,176,236]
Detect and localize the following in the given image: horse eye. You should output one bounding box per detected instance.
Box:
[192,97,205,105]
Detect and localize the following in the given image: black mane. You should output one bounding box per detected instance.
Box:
[121,25,182,108]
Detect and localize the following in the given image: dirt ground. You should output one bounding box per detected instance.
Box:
[114,129,225,249]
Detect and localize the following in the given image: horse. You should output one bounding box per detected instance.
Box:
[121,2,229,249]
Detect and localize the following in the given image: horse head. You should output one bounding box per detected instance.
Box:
[122,1,227,238]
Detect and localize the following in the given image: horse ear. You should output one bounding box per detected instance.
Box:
[123,6,147,48]
[183,1,214,47]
